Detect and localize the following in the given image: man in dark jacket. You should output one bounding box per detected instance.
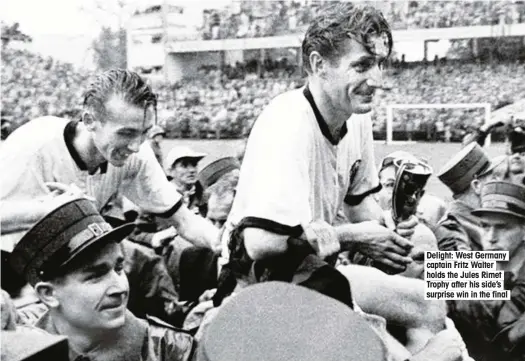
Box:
[9,198,195,361]
[448,181,525,361]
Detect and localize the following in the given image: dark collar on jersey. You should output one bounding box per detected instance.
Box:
[64,120,108,174]
[303,85,348,145]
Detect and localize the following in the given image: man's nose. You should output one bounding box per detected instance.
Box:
[107,271,129,296]
[366,65,384,89]
[485,227,498,245]
[128,136,142,153]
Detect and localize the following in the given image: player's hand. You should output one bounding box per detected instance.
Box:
[41,182,94,212]
[301,220,340,258]
[198,289,217,303]
[396,214,418,239]
[381,210,418,239]
[351,220,414,272]
[183,300,215,330]
[151,226,177,249]
[410,329,466,361]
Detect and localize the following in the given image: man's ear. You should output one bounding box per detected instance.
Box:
[471,179,482,195]
[82,111,97,131]
[308,51,326,77]
[34,282,60,309]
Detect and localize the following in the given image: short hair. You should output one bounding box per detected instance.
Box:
[302,2,393,74]
[204,170,239,204]
[83,69,158,121]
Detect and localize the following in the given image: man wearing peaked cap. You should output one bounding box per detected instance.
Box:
[435,142,507,252]
[10,198,195,361]
[507,124,525,186]
[198,157,240,191]
[447,181,525,361]
[165,146,207,215]
[194,282,466,361]
[473,181,525,269]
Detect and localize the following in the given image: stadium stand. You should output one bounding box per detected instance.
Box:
[2,1,525,140]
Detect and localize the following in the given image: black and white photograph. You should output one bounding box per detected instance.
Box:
[1,1,525,360]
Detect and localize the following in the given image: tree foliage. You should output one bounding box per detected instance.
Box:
[1,22,32,47]
[91,27,127,70]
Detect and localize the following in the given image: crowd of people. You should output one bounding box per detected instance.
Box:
[3,44,525,141]
[2,3,525,361]
[1,48,89,125]
[199,0,525,41]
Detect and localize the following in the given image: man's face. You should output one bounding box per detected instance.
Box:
[169,158,199,186]
[152,134,164,144]
[319,34,387,116]
[51,242,129,332]
[509,152,525,175]
[377,165,395,210]
[89,95,155,167]
[207,192,234,229]
[481,213,525,263]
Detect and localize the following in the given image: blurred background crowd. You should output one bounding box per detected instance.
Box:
[2,0,525,142]
[191,0,525,39]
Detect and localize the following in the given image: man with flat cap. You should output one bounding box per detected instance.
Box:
[194,282,466,361]
[507,118,525,185]
[435,142,506,252]
[447,181,525,361]
[10,198,195,361]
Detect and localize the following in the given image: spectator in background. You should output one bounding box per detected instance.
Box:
[165,157,240,302]
[9,199,195,361]
[204,170,239,229]
[165,146,207,215]
[448,181,525,361]
[435,143,507,251]
[148,125,166,165]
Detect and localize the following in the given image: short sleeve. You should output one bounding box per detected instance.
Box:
[345,116,380,205]
[0,132,50,202]
[121,143,182,217]
[228,96,313,231]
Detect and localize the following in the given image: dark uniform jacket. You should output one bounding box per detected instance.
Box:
[121,240,181,323]
[35,310,195,361]
[435,200,484,252]
[448,262,525,361]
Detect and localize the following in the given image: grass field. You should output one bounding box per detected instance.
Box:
[162,139,508,200]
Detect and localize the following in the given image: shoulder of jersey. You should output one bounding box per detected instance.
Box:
[259,88,308,126]
[13,116,69,141]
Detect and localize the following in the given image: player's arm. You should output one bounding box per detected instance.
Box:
[338,116,416,271]
[124,145,219,250]
[243,227,294,261]
[170,205,220,250]
[342,192,383,223]
[0,201,50,233]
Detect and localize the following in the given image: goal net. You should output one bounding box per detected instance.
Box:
[385,103,492,145]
